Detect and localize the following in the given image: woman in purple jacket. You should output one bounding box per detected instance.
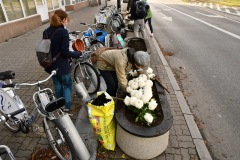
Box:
[43,9,82,113]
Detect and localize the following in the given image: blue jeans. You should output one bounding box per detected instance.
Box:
[99,70,118,96]
[145,18,153,33]
[52,74,72,109]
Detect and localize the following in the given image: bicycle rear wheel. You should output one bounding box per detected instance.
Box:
[74,62,100,95]
[43,118,77,160]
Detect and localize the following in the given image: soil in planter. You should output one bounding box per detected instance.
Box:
[91,93,111,106]
[119,83,164,128]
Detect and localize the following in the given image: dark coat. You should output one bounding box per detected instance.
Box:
[130,0,145,20]
[43,26,81,75]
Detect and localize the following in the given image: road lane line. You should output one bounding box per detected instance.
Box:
[160,3,240,40]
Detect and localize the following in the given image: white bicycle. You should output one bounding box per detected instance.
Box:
[0,108,25,160]
[0,70,77,160]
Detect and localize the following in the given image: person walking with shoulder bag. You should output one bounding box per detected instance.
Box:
[43,9,82,113]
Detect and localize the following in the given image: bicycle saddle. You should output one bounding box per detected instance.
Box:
[45,97,65,112]
[0,71,15,80]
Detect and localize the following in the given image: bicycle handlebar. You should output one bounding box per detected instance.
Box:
[18,70,57,87]
[79,22,96,27]
[0,108,25,122]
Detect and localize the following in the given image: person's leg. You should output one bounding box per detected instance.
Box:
[139,19,146,38]
[134,20,140,37]
[147,18,153,34]
[61,74,72,110]
[99,70,118,96]
[111,71,118,95]
[52,75,63,98]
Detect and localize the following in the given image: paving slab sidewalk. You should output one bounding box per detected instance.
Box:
[0,0,212,159]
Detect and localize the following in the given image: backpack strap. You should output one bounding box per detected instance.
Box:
[43,28,61,39]
[50,28,61,39]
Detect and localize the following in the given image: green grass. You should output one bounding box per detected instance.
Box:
[183,0,240,7]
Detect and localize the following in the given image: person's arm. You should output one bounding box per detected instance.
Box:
[60,29,82,58]
[115,57,128,92]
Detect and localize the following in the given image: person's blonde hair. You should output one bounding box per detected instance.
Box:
[50,9,69,27]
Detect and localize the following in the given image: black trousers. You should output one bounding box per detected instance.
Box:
[99,69,118,97]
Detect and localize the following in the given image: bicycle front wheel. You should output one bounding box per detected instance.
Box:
[74,62,100,95]
[4,117,21,133]
[43,118,77,160]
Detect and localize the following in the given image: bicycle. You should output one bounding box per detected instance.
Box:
[69,50,101,95]
[0,108,25,160]
[0,70,77,160]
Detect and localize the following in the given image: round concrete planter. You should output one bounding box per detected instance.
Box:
[115,81,173,159]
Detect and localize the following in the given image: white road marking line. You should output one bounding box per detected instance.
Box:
[160,3,240,40]
[195,11,224,18]
[223,6,231,13]
[216,4,221,11]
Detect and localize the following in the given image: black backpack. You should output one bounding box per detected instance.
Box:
[135,1,146,18]
[35,29,60,68]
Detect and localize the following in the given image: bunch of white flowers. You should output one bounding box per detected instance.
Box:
[124,67,158,125]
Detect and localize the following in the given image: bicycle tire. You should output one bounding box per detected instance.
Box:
[90,40,105,51]
[43,118,77,160]
[74,62,100,95]
[4,117,21,133]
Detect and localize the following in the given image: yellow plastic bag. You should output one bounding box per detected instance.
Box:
[87,92,116,150]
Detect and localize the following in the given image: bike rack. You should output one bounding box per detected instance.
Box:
[57,114,91,160]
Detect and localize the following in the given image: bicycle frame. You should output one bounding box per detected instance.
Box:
[0,145,15,160]
[0,71,63,133]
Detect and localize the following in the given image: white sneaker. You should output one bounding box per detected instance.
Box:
[150,33,153,37]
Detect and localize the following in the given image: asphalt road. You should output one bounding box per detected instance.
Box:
[149,0,240,159]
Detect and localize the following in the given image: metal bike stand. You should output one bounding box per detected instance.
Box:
[57,114,91,160]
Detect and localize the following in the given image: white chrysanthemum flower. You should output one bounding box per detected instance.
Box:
[149,73,156,79]
[147,67,153,74]
[139,74,148,82]
[126,86,133,93]
[130,81,139,90]
[138,79,146,88]
[124,96,131,106]
[128,80,134,86]
[130,97,138,106]
[130,90,138,97]
[133,77,139,82]
[148,99,158,110]
[141,94,152,104]
[145,80,153,87]
[134,90,143,99]
[134,99,144,109]
[144,113,154,124]
[143,85,152,93]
